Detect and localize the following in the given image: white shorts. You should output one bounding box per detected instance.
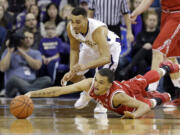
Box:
[77,42,121,75]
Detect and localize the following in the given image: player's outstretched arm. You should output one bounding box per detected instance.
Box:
[113,93,151,119]
[82,26,111,70]
[66,23,80,70]
[25,78,92,98]
[61,23,80,85]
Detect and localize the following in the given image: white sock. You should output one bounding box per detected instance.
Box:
[150,99,157,108]
[159,68,166,76]
[148,81,159,91]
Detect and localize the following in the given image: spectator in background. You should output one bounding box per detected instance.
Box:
[59,4,73,43]
[118,11,159,80]
[0,26,5,92]
[16,0,36,29]
[0,0,15,92]
[0,30,51,97]
[0,5,13,30]
[40,2,66,38]
[0,5,8,47]
[39,22,69,83]
[37,0,65,20]
[0,4,13,56]
[16,13,42,50]
[0,26,7,48]
[79,0,89,13]
[29,4,41,27]
[7,0,25,15]
[37,0,52,21]
[0,0,15,30]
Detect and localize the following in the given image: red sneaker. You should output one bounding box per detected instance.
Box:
[163,98,180,108]
[159,61,179,73]
[147,91,171,103]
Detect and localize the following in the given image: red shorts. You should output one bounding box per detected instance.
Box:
[152,12,180,57]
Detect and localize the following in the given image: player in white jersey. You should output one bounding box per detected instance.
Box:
[61,7,121,113]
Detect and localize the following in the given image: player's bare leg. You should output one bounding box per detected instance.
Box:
[148,50,164,91]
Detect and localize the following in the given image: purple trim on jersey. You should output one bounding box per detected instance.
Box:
[107,37,121,43]
[116,38,121,43]
[98,66,103,70]
[108,55,114,69]
[107,37,111,41]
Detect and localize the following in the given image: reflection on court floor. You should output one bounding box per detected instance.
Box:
[0,97,180,135]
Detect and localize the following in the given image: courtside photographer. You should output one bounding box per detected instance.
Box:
[0,30,51,97]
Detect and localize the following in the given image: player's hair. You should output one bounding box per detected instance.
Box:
[98,68,115,83]
[71,7,87,17]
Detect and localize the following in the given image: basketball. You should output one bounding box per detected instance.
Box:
[10,95,34,119]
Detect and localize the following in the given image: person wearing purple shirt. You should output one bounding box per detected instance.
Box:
[39,22,69,83]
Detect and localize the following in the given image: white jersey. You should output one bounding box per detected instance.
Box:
[70,18,121,75]
[70,18,121,52]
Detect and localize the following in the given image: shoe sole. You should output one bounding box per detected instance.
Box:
[74,102,89,109]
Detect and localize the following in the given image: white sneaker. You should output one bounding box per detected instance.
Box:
[94,103,107,113]
[74,91,91,109]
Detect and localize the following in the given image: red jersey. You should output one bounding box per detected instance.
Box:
[89,75,152,115]
[161,0,180,11]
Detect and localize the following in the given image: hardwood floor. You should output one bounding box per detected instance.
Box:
[0,97,180,135]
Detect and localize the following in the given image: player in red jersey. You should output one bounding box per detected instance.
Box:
[25,61,180,118]
[130,0,180,92]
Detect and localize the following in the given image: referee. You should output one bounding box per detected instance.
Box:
[88,0,134,42]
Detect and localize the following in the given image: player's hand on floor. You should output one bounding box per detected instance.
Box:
[121,111,135,119]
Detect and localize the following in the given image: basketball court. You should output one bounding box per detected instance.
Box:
[0,97,180,135]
